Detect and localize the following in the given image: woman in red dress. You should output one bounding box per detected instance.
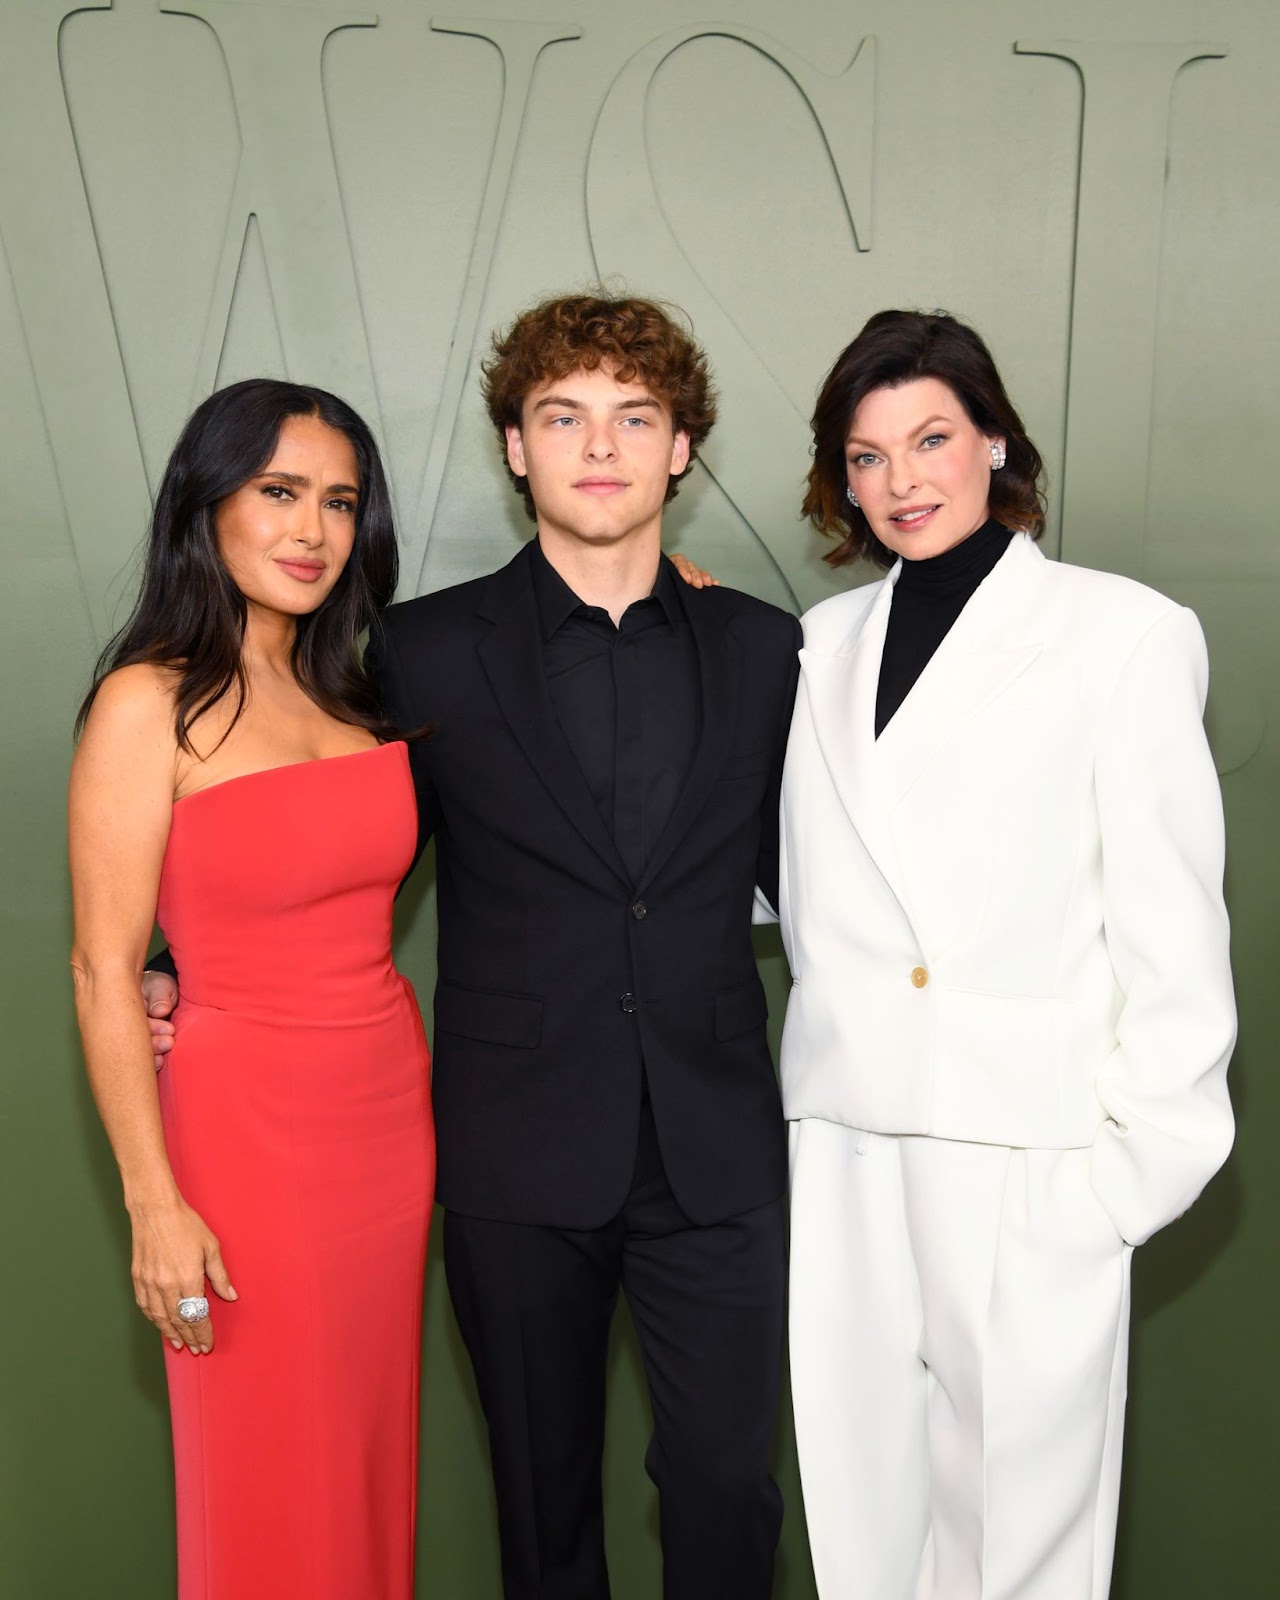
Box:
[69,380,435,1599]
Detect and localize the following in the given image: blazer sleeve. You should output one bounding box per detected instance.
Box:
[367,618,442,863]
[754,614,803,919]
[144,944,177,979]
[1089,605,1236,1246]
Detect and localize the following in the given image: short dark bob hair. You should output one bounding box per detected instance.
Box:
[78,378,400,751]
[803,309,1046,569]
[481,292,718,521]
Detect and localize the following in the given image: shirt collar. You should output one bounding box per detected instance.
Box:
[530,538,584,639]
[648,554,685,629]
[530,538,683,638]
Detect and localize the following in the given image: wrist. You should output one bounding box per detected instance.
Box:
[123,1176,183,1217]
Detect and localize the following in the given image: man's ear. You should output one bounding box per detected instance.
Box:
[669,430,691,477]
[506,424,527,478]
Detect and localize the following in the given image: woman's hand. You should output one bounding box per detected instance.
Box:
[129,1196,237,1354]
[670,552,719,589]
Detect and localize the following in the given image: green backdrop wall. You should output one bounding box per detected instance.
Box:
[2,0,1277,1593]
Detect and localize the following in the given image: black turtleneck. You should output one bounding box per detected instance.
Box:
[874,518,1014,738]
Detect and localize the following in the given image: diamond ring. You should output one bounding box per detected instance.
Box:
[177,1296,210,1323]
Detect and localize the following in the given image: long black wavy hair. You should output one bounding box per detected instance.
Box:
[77,378,400,751]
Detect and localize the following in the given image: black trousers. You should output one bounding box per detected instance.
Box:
[443,1105,787,1599]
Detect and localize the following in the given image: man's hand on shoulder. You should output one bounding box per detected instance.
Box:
[142,969,179,1071]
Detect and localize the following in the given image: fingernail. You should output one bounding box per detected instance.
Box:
[228,1287,238,1299]
[198,1345,210,1355]
[170,1339,183,1350]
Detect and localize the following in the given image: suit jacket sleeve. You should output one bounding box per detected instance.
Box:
[1089,605,1236,1245]
[367,617,442,858]
[145,945,177,979]
[753,614,803,919]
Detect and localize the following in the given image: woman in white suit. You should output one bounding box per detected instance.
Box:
[779,311,1236,1600]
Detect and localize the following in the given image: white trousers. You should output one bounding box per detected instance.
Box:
[788,1120,1132,1600]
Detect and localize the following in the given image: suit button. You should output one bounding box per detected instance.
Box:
[620,993,638,1014]
[631,901,648,920]
[910,966,929,989]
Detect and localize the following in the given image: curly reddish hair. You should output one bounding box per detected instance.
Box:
[481,293,718,520]
[804,309,1047,569]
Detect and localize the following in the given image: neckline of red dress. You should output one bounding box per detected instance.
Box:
[173,739,407,807]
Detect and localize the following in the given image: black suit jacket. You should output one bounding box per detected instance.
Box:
[370,544,802,1229]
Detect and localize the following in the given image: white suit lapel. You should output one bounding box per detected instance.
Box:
[876,534,1047,807]
[798,534,1052,943]
[798,570,915,917]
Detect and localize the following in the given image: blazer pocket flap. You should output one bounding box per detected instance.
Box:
[931,987,1070,1143]
[435,982,543,1049]
[715,977,769,1042]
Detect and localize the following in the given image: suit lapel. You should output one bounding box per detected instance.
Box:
[799,573,913,914]
[476,547,633,887]
[800,534,1051,937]
[633,574,739,895]
[875,534,1047,807]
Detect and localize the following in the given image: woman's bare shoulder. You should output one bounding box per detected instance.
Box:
[79,662,180,749]
[89,661,176,709]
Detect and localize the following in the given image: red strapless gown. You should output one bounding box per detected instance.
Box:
[155,741,434,1600]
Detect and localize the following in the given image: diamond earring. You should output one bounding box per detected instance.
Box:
[846,485,860,509]
[990,441,1007,470]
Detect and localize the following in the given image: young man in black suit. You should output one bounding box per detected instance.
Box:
[151,294,801,1598]
[381,294,800,1599]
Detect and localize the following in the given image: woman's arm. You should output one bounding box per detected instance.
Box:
[69,665,235,1353]
[1090,607,1237,1245]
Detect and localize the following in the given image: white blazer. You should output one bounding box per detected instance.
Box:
[778,533,1236,1246]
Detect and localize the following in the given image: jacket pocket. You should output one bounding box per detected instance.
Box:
[434,982,543,1049]
[931,986,1070,1145]
[714,977,769,1042]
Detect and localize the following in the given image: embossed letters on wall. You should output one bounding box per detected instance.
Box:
[0,1,1230,628]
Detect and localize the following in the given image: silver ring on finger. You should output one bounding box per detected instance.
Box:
[177,1296,210,1323]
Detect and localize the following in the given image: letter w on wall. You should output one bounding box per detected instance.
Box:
[0,0,380,644]
[0,0,578,640]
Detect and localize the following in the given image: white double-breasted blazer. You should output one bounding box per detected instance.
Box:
[777,533,1236,1245]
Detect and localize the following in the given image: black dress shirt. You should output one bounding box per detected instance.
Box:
[530,542,702,1161]
[530,542,700,884]
[875,518,1014,737]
